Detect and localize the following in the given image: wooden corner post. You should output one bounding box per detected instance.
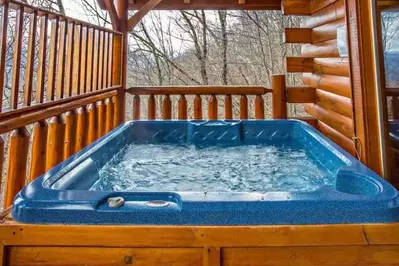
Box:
[346,0,385,176]
[113,0,128,125]
[272,74,287,119]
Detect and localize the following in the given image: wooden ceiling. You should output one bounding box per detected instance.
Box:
[98,0,282,10]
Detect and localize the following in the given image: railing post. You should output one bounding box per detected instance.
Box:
[113,0,128,125]
[29,121,48,182]
[4,127,30,208]
[272,75,287,119]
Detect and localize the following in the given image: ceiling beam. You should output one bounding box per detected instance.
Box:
[127,0,281,10]
[127,0,162,31]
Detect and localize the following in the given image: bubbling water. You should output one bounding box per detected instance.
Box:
[91,143,336,192]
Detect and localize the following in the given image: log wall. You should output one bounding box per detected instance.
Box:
[284,0,356,156]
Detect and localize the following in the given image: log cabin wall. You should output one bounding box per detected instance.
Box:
[283,0,356,156]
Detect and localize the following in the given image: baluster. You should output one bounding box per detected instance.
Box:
[80,26,88,93]
[86,28,94,92]
[87,103,97,144]
[148,95,156,120]
[92,29,99,91]
[0,2,9,111]
[36,15,48,103]
[113,95,119,128]
[225,95,232,120]
[56,20,67,99]
[103,32,109,88]
[47,17,59,101]
[208,95,218,120]
[194,95,202,119]
[178,95,188,120]
[133,95,140,120]
[46,116,65,171]
[64,111,77,160]
[162,95,172,120]
[98,31,104,90]
[75,107,87,152]
[105,98,115,133]
[240,95,248,119]
[65,22,75,97]
[97,100,106,138]
[29,121,48,182]
[107,33,113,87]
[255,95,265,120]
[73,24,82,95]
[10,7,24,109]
[24,11,37,106]
[4,127,30,208]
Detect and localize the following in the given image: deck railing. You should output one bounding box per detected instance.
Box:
[126,86,271,120]
[126,75,291,120]
[0,0,123,209]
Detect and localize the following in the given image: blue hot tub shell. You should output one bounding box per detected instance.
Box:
[12,120,399,225]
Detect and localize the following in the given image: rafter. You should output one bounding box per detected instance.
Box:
[127,0,162,31]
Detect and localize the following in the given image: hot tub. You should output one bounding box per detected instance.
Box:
[12,120,399,224]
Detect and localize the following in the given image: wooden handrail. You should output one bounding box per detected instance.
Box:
[387,88,399,96]
[0,90,117,134]
[0,86,121,121]
[126,86,271,95]
[0,0,122,35]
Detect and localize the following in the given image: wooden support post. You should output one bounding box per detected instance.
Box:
[112,95,119,128]
[162,95,172,120]
[133,95,141,120]
[240,95,248,119]
[178,95,188,120]
[4,127,30,208]
[87,103,98,144]
[75,107,87,152]
[29,121,48,182]
[46,116,65,171]
[272,75,287,119]
[208,95,218,120]
[64,111,77,160]
[114,0,128,125]
[255,95,265,119]
[194,95,202,119]
[346,0,385,175]
[225,95,233,119]
[97,100,106,138]
[105,98,115,133]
